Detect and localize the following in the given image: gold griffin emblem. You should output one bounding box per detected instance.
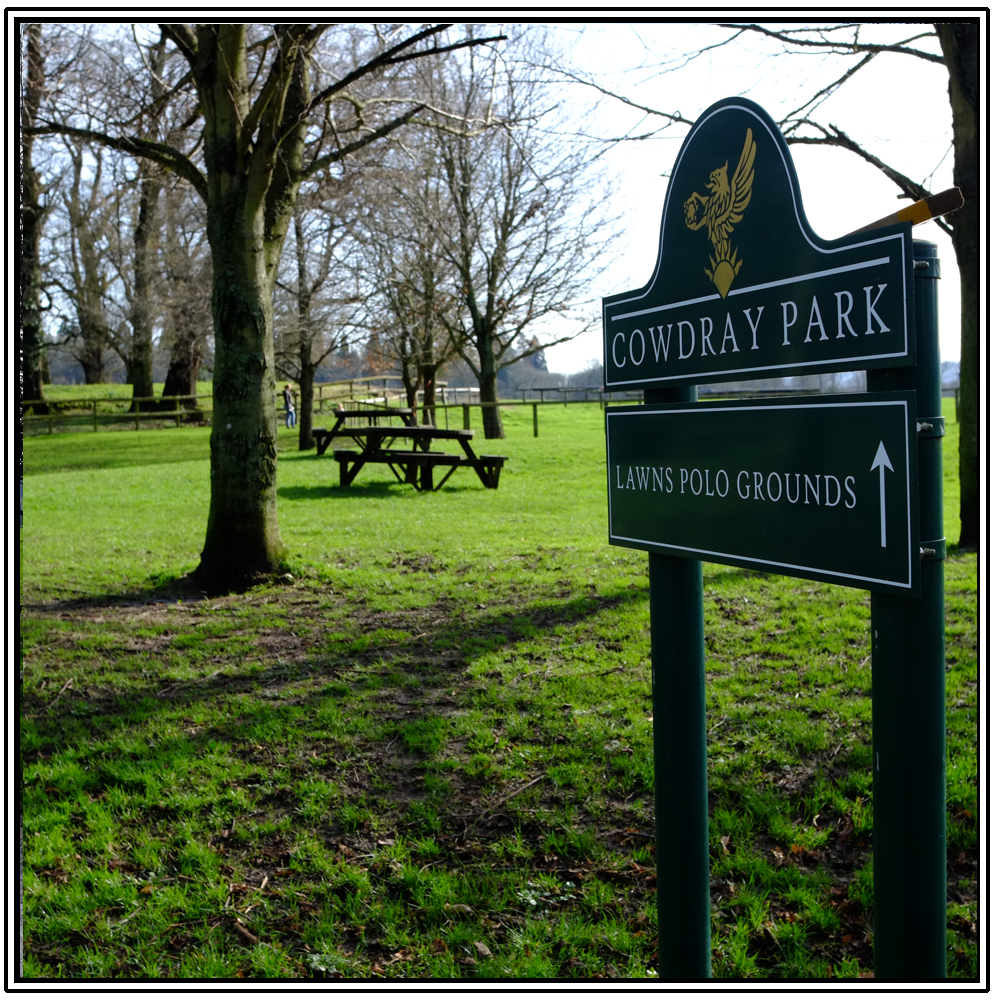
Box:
[683,127,756,298]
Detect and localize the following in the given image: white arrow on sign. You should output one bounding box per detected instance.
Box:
[870,441,895,548]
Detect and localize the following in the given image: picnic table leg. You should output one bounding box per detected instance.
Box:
[339,445,375,487]
[480,461,501,488]
[458,438,496,489]
[420,462,433,491]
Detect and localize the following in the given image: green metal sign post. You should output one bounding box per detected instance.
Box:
[604,97,948,981]
[644,384,711,980]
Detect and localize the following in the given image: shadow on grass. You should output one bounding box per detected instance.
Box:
[278,482,403,501]
[22,583,650,854]
[21,585,649,761]
[278,480,486,501]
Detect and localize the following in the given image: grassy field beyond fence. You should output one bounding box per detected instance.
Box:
[19,400,977,980]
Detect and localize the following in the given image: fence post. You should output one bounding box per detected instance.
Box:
[92,400,98,432]
[463,404,470,431]
[532,403,538,438]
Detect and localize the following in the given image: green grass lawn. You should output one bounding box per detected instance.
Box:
[19,399,978,980]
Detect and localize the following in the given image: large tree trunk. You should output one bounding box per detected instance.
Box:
[476,344,505,439]
[192,24,296,587]
[936,22,979,550]
[297,355,315,452]
[400,361,419,414]
[161,303,206,410]
[292,212,315,452]
[161,336,202,402]
[198,202,284,585]
[77,318,108,384]
[20,23,48,412]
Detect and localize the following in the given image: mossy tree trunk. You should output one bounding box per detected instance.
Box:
[187,24,311,585]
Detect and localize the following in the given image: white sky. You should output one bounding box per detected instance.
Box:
[540,20,966,373]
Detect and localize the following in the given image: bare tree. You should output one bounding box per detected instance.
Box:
[359,151,465,426]
[401,29,617,439]
[122,31,170,409]
[58,138,115,383]
[157,174,212,408]
[274,194,365,450]
[26,22,504,589]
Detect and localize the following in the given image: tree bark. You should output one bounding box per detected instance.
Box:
[936,22,979,550]
[476,339,505,439]
[20,23,48,412]
[128,36,168,412]
[200,205,284,583]
[65,144,112,384]
[292,211,316,452]
[161,327,203,408]
[128,167,161,408]
[420,367,437,427]
[76,315,108,384]
[193,25,289,586]
[297,347,316,452]
[159,178,208,412]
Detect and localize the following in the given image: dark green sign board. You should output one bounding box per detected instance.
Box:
[603,97,916,390]
[606,393,919,594]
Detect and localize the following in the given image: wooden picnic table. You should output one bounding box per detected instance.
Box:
[312,417,506,491]
[313,407,417,455]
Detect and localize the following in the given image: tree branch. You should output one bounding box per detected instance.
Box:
[302,26,506,121]
[26,122,207,200]
[546,66,695,132]
[777,51,878,125]
[301,104,427,179]
[786,121,933,202]
[159,23,197,65]
[719,22,944,64]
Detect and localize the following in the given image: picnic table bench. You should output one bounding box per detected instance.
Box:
[312,412,506,491]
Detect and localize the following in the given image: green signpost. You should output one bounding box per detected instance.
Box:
[604,97,947,981]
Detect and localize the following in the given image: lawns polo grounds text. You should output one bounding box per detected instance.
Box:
[20,401,977,979]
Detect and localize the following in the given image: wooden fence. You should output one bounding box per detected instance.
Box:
[24,375,884,439]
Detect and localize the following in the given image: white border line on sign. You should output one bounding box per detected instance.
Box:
[605,398,914,591]
[602,101,912,387]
